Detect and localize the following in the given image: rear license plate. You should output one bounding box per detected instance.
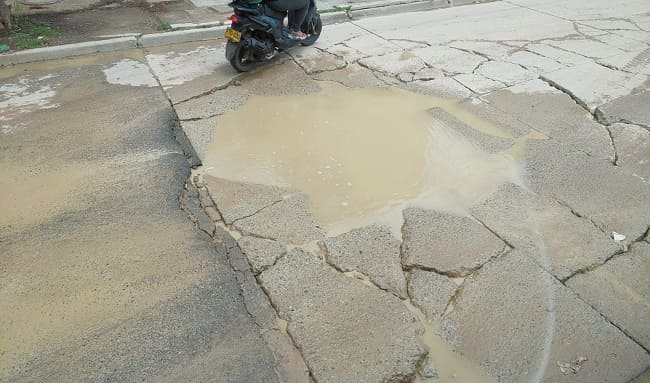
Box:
[225,27,241,42]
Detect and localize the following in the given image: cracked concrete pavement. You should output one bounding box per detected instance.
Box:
[2,0,650,382]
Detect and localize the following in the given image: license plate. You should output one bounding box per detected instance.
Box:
[225,27,241,42]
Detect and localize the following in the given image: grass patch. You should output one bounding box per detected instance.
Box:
[157,22,172,32]
[9,17,58,50]
[320,5,351,13]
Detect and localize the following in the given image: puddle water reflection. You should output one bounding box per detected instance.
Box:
[203,82,533,236]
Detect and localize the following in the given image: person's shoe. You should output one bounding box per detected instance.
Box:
[288,29,308,40]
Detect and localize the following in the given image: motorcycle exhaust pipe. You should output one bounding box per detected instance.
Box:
[243,37,270,53]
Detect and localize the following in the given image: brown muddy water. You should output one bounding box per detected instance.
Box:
[202,81,540,237]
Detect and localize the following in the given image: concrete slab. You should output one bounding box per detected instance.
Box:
[178,116,217,161]
[441,250,650,383]
[471,183,621,280]
[505,50,566,73]
[405,77,472,99]
[355,1,576,44]
[325,225,407,298]
[290,48,347,74]
[609,123,650,179]
[407,269,457,322]
[401,208,506,276]
[144,41,238,104]
[454,73,506,95]
[474,60,537,86]
[427,106,515,153]
[544,38,625,60]
[525,140,650,243]
[525,43,592,66]
[598,49,650,76]
[259,248,425,383]
[0,54,281,381]
[203,176,289,224]
[596,90,650,128]
[233,193,324,245]
[411,45,485,75]
[358,50,426,76]
[541,62,648,112]
[238,236,288,274]
[311,63,386,87]
[567,242,650,351]
[484,80,615,160]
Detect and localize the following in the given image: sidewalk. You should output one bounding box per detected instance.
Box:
[1,0,484,63]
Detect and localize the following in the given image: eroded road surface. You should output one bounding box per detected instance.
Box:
[2,0,650,382]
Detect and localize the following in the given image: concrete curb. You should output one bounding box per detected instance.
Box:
[139,26,227,48]
[0,0,489,66]
[0,37,138,66]
[0,26,228,66]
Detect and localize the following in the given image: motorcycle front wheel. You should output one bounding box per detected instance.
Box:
[300,13,322,46]
[226,39,257,72]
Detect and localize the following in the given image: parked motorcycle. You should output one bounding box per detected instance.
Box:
[224,0,322,71]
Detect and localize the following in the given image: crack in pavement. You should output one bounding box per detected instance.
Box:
[537,75,619,164]
[173,78,239,106]
[229,198,286,226]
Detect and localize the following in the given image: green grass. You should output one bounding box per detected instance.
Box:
[320,5,351,13]
[9,17,58,50]
[157,22,172,32]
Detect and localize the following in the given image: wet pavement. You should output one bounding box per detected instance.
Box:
[2,0,650,382]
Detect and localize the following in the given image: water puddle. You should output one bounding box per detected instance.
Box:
[202,81,537,236]
[344,268,495,383]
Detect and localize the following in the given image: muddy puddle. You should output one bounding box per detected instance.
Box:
[202,81,539,236]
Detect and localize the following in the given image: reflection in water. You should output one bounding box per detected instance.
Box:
[203,82,539,237]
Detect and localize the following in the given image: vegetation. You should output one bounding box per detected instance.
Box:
[9,17,58,49]
[157,22,172,32]
[319,5,351,13]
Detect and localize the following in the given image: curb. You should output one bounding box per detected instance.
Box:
[139,26,227,47]
[0,0,491,66]
[0,26,228,66]
[0,37,138,66]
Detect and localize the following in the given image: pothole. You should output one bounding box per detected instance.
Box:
[201,81,539,236]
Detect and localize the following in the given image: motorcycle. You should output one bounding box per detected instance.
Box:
[224,0,322,72]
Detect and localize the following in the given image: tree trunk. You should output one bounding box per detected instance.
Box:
[0,1,12,31]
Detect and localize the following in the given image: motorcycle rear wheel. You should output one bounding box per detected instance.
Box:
[300,14,322,46]
[227,40,257,72]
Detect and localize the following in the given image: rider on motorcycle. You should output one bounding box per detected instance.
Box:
[268,0,310,39]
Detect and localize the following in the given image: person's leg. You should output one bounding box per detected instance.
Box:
[288,6,308,30]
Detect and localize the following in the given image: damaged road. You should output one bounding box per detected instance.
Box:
[2,0,650,382]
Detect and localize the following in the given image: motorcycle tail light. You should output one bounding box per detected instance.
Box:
[230,14,240,23]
